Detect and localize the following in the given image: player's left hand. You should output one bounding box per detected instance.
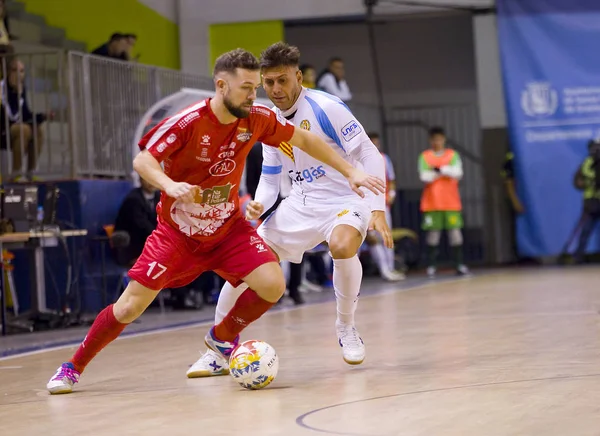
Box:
[346,168,385,198]
[245,201,264,220]
[369,210,393,249]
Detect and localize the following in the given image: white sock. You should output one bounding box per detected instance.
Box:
[215,281,249,324]
[333,256,362,325]
[369,243,390,274]
[386,246,396,271]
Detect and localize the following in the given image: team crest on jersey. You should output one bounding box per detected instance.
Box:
[300,120,311,131]
[337,209,349,218]
[236,128,252,142]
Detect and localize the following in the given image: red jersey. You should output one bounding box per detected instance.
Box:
[138,98,294,242]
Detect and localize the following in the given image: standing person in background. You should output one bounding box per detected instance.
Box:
[418,127,470,278]
[573,139,600,263]
[317,57,352,102]
[365,132,404,281]
[501,149,524,261]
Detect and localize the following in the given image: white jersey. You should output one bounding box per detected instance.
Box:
[261,87,370,205]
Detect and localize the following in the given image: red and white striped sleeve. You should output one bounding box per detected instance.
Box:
[138,100,206,162]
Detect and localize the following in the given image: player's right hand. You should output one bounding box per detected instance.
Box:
[165,181,196,203]
[346,168,386,198]
[245,201,264,220]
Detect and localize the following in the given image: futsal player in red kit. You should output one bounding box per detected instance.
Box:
[46,49,385,394]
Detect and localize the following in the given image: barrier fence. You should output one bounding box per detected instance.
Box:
[2,49,492,265]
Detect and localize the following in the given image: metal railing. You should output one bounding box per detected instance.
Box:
[0,50,70,181]
[68,52,214,178]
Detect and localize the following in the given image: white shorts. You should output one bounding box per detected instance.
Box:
[258,197,371,263]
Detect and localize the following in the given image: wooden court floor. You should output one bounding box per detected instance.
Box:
[1,267,600,436]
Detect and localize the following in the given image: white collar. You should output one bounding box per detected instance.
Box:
[280,87,307,118]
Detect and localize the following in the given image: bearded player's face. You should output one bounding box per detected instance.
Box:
[222,69,261,119]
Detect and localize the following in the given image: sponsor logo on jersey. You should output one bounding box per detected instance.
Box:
[200,183,233,205]
[210,159,236,176]
[253,106,272,117]
[250,236,261,245]
[201,135,211,145]
[300,119,311,131]
[218,150,235,159]
[220,142,237,151]
[352,211,362,219]
[177,111,200,128]
[196,147,211,162]
[166,134,177,144]
[157,142,167,153]
[341,120,362,142]
[288,166,326,184]
[337,209,349,218]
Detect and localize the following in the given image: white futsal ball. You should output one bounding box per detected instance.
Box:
[229,340,279,390]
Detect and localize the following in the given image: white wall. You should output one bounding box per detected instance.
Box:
[285,13,477,107]
[176,0,494,76]
[139,0,178,22]
[473,14,507,128]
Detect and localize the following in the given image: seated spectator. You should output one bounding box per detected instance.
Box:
[300,64,316,89]
[113,177,160,266]
[317,57,352,102]
[91,33,129,60]
[123,33,139,62]
[1,57,50,181]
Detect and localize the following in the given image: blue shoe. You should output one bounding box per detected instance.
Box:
[204,326,239,361]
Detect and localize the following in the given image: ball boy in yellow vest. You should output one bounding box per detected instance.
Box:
[418,127,470,278]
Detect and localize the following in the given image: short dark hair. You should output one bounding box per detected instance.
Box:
[329,57,343,65]
[124,33,137,39]
[213,49,260,77]
[260,42,301,69]
[429,126,446,137]
[367,132,380,140]
[110,33,125,42]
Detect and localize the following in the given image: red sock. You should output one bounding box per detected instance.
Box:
[214,289,275,342]
[70,304,128,373]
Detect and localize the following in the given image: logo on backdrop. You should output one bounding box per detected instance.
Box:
[521,82,558,118]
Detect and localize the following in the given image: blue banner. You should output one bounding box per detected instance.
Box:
[497,0,600,257]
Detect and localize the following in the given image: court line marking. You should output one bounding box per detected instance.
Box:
[0,272,494,362]
[295,372,600,435]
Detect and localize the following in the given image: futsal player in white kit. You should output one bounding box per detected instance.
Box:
[187,42,393,376]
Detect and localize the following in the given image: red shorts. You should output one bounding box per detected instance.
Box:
[128,218,278,291]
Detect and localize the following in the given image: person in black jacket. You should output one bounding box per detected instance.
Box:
[113,177,160,267]
[1,57,51,181]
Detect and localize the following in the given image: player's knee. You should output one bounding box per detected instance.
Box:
[255,273,286,303]
[329,237,360,259]
[426,230,442,246]
[448,228,463,246]
[113,281,156,323]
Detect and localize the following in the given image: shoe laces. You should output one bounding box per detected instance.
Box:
[338,325,362,347]
[53,364,80,384]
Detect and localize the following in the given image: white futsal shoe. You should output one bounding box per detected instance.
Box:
[47,362,80,394]
[336,321,366,365]
[187,349,229,378]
